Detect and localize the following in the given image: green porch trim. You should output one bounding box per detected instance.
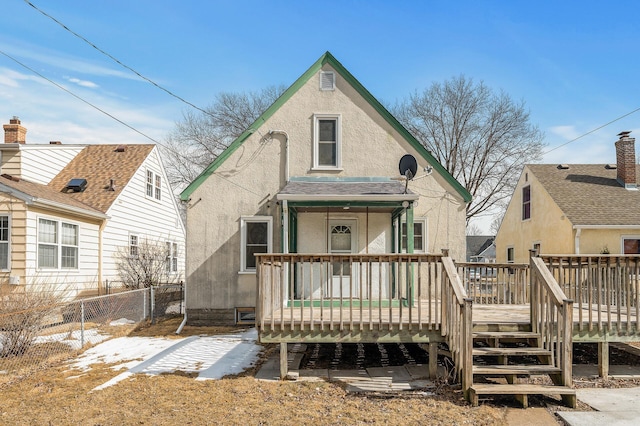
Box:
[180,51,472,203]
[287,200,406,208]
[290,299,401,308]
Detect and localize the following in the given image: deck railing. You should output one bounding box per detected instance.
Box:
[530,255,573,388]
[456,262,529,304]
[256,253,451,332]
[541,255,640,333]
[441,255,473,398]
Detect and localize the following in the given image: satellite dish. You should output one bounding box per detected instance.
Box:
[399,154,418,180]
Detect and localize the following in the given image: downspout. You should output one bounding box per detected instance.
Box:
[176,281,187,334]
[574,227,582,255]
[98,219,106,294]
[269,130,290,183]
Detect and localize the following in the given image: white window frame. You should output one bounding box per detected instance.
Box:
[129,234,139,258]
[0,214,10,271]
[312,114,342,170]
[621,235,640,254]
[37,217,79,270]
[506,246,515,263]
[146,169,162,201]
[166,241,179,273]
[400,218,428,253]
[240,216,273,273]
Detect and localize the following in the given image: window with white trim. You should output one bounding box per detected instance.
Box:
[240,216,272,272]
[313,114,341,169]
[0,215,9,270]
[146,170,161,201]
[622,237,640,254]
[166,241,178,273]
[506,247,515,263]
[401,218,428,252]
[129,234,139,258]
[38,218,78,269]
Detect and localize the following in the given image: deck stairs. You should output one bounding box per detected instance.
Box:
[468,323,576,408]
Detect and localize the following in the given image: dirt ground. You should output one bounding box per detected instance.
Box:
[1,318,639,425]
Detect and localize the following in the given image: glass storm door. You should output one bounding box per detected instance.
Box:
[328,220,357,298]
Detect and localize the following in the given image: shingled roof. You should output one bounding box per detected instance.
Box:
[528,164,640,226]
[278,180,416,199]
[0,174,105,218]
[47,144,154,213]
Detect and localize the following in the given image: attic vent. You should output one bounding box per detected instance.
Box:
[557,164,570,170]
[115,145,127,152]
[605,164,617,169]
[1,174,20,182]
[66,178,87,193]
[320,71,335,91]
[49,141,61,145]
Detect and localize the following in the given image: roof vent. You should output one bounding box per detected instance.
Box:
[66,178,87,193]
[1,174,20,182]
[605,164,617,169]
[320,71,335,91]
[115,145,127,152]
[49,141,61,145]
[557,164,570,170]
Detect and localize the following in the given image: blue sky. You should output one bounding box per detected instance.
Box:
[1,0,639,167]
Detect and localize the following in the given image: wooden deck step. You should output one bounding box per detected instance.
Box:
[473,365,562,375]
[472,347,551,356]
[473,331,540,339]
[469,384,576,408]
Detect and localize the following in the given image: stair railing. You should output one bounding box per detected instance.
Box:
[530,251,573,389]
[441,250,473,399]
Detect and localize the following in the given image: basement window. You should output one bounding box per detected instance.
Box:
[236,307,256,325]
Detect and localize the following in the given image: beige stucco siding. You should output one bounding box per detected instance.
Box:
[185,64,467,316]
[496,166,575,263]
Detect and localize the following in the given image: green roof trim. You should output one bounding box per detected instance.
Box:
[180,51,472,203]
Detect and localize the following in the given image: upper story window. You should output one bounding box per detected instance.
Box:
[129,234,139,258]
[146,170,162,201]
[0,215,9,270]
[38,218,78,269]
[401,219,427,253]
[313,114,341,169]
[522,185,531,220]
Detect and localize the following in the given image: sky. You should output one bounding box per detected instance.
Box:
[1,1,639,231]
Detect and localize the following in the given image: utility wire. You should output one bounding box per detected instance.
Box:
[0,49,161,144]
[543,107,640,156]
[24,0,211,117]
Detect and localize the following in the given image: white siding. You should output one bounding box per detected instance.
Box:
[101,147,185,283]
[20,145,84,184]
[24,209,101,298]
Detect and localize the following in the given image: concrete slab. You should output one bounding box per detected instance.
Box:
[405,364,430,379]
[558,411,640,426]
[576,387,640,412]
[573,364,640,379]
[298,369,329,382]
[367,366,411,381]
[254,357,280,381]
[505,408,558,426]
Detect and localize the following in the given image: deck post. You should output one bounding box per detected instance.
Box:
[598,341,609,380]
[429,342,438,379]
[462,298,473,400]
[280,342,288,380]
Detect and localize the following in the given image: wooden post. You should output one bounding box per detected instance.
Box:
[598,341,609,380]
[429,342,438,379]
[462,298,473,400]
[280,342,288,380]
[562,300,573,388]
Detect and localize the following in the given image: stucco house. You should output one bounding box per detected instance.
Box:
[180,52,471,325]
[0,117,185,297]
[495,131,640,263]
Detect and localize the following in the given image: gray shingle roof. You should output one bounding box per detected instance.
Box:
[528,164,640,226]
[278,180,414,197]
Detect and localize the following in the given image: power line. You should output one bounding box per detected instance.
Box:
[0,49,161,144]
[543,107,640,156]
[24,0,211,117]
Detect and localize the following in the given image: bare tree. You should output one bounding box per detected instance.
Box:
[393,75,545,223]
[466,223,482,236]
[161,85,286,190]
[115,239,177,288]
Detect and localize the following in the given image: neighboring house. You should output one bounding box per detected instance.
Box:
[180,52,471,325]
[0,117,185,297]
[496,131,640,263]
[466,236,495,262]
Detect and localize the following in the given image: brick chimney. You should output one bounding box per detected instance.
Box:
[3,117,27,144]
[615,131,637,189]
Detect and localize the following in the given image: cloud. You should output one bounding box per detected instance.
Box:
[65,76,99,88]
[548,125,581,141]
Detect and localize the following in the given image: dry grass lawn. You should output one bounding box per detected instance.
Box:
[0,318,509,425]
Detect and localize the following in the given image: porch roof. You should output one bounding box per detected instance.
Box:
[276,179,419,203]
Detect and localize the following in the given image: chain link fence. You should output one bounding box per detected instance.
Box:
[0,284,184,388]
